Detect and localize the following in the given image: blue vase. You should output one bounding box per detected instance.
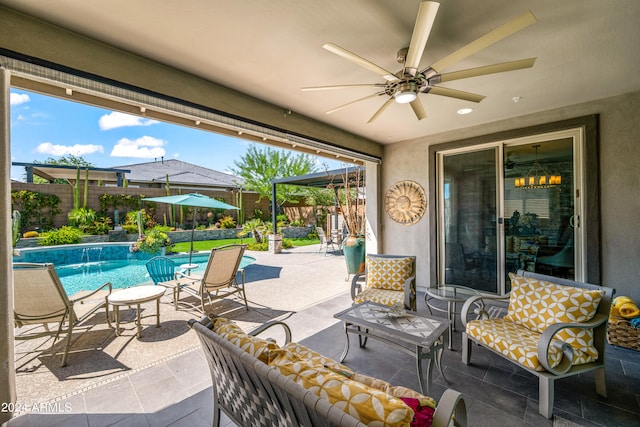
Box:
[342,236,366,274]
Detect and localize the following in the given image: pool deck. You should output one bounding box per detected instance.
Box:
[6,245,640,427]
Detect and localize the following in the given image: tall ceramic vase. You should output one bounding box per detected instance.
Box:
[342,235,366,274]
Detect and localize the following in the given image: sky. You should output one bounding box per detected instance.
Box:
[9,89,346,181]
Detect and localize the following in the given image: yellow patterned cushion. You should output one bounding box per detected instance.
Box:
[269,349,414,426]
[280,342,352,375]
[505,273,604,363]
[467,318,565,371]
[212,317,279,363]
[353,287,404,307]
[366,256,413,291]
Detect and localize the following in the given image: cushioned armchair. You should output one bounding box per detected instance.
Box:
[461,270,614,419]
[351,254,416,311]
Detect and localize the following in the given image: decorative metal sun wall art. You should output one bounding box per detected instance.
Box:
[384,180,427,225]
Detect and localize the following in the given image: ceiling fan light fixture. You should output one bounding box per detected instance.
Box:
[394,82,417,104]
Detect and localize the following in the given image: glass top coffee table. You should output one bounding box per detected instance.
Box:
[425,285,480,350]
[334,302,449,395]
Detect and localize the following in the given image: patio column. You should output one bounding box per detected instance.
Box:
[0,67,17,423]
[364,161,381,254]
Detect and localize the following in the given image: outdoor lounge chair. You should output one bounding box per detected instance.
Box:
[174,244,248,313]
[13,262,113,367]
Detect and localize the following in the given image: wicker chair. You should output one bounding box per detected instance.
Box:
[13,262,113,367]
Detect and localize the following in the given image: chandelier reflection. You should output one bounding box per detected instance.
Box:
[514,144,561,189]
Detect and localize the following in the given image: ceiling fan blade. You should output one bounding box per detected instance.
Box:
[367,97,395,123]
[438,58,536,82]
[404,1,440,75]
[323,43,399,82]
[410,98,427,120]
[326,92,385,114]
[302,84,385,91]
[429,11,536,73]
[428,86,485,102]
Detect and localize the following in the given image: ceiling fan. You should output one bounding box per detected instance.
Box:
[302,1,537,123]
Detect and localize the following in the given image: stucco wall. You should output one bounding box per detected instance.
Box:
[383,90,640,301]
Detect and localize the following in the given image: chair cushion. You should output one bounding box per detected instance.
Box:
[505,273,604,361]
[466,318,565,371]
[366,256,413,291]
[269,348,415,426]
[280,342,351,375]
[212,317,279,363]
[354,287,404,307]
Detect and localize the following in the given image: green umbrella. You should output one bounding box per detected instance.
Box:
[143,193,239,264]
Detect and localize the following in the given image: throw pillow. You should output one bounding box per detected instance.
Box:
[367,256,413,291]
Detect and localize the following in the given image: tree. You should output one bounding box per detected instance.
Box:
[27,154,95,184]
[231,145,318,213]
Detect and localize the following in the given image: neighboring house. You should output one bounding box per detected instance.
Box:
[111,159,243,192]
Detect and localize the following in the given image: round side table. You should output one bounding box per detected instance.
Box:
[425,285,479,350]
[108,285,166,338]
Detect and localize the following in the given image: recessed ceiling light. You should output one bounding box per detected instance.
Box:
[457,108,474,115]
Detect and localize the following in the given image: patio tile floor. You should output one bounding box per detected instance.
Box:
[5,246,640,427]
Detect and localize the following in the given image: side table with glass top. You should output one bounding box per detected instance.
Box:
[425,285,480,350]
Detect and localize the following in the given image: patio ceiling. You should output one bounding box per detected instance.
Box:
[0,0,639,146]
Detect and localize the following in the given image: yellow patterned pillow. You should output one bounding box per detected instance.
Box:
[212,317,279,363]
[505,273,604,362]
[280,342,352,375]
[269,349,414,426]
[366,256,413,291]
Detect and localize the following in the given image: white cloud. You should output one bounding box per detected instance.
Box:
[99,112,159,130]
[110,136,166,158]
[10,93,30,106]
[36,142,104,156]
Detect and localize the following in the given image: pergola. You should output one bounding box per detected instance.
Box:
[271,166,364,234]
[12,162,130,186]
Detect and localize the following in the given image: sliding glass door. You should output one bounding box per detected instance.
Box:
[437,129,584,295]
[439,146,499,293]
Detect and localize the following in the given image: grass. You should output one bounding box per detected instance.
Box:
[170,237,320,253]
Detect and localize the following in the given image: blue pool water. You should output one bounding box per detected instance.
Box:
[13,243,255,296]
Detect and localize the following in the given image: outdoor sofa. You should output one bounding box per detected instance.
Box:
[189,316,467,426]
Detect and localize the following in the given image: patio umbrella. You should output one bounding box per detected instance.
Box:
[142,193,239,265]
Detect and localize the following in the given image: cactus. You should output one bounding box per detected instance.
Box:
[83,168,89,209]
[73,167,81,209]
[12,210,21,247]
[165,174,173,226]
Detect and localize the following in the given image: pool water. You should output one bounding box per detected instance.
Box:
[46,253,254,296]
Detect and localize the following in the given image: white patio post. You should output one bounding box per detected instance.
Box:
[0,67,17,423]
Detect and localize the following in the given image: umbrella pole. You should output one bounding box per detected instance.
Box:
[189,208,197,265]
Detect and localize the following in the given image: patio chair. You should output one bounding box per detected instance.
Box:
[13,262,113,367]
[175,244,248,313]
[316,226,341,255]
[351,254,417,311]
[145,256,194,309]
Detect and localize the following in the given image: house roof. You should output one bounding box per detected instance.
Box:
[111,159,242,190]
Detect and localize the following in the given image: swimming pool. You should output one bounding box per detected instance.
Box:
[13,243,256,295]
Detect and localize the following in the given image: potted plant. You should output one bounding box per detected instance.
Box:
[328,166,366,274]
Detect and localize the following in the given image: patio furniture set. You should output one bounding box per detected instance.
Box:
[12,247,615,423]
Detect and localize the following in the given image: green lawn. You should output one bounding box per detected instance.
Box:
[170,237,320,253]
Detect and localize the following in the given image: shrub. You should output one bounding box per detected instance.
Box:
[219,215,236,229]
[38,226,83,246]
[133,228,170,254]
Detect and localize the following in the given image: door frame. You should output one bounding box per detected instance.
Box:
[428,115,600,289]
